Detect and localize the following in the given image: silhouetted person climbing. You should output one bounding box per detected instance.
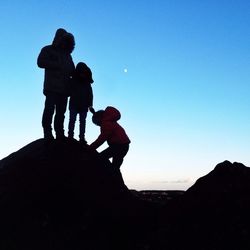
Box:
[89,106,130,170]
[37,28,75,140]
[68,62,94,143]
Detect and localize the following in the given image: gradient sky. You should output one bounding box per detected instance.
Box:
[0,1,249,190]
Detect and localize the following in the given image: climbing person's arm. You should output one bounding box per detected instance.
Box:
[89,124,112,150]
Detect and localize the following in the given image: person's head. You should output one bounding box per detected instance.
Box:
[52,28,67,47]
[52,28,75,53]
[92,110,105,126]
[60,32,75,53]
[75,62,94,83]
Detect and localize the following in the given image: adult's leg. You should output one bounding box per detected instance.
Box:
[54,95,68,139]
[42,94,55,139]
[68,109,77,138]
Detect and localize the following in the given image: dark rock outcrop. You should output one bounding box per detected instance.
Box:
[0,139,157,250]
[1,140,250,250]
[155,160,250,250]
[186,160,250,195]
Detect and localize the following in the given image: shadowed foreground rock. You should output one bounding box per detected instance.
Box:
[1,140,250,250]
[0,139,157,250]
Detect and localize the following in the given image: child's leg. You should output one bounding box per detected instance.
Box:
[102,144,129,188]
[68,109,77,138]
[99,147,113,160]
[112,144,129,169]
[79,109,88,141]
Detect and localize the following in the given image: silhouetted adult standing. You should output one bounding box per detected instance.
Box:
[37,28,75,140]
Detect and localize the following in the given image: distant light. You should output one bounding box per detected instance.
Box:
[124,68,128,73]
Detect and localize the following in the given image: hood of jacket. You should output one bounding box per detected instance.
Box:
[103,106,121,122]
[52,28,67,47]
[74,62,94,83]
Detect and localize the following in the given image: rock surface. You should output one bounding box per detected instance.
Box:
[155,160,250,250]
[0,139,156,250]
[1,140,250,250]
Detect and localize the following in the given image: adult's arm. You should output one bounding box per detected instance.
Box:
[37,46,60,69]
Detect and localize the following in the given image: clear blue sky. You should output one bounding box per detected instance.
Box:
[0,1,249,190]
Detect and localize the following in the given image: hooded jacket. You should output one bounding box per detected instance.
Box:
[90,106,131,150]
[37,28,75,96]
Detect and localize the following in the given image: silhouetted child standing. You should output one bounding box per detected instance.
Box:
[89,106,130,170]
[68,62,94,143]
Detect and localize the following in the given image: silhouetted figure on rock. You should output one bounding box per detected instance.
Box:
[89,106,130,171]
[37,28,75,140]
[68,62,94,144]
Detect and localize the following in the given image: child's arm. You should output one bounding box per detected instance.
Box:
[89,107,95,114]
[88,87,94,113]
[89,124,112,150]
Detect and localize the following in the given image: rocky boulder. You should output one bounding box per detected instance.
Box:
[0,139,156,250]
[155,161,250,250]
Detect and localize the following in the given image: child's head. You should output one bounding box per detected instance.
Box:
[92,110,105,126]
[75,62,94,83]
